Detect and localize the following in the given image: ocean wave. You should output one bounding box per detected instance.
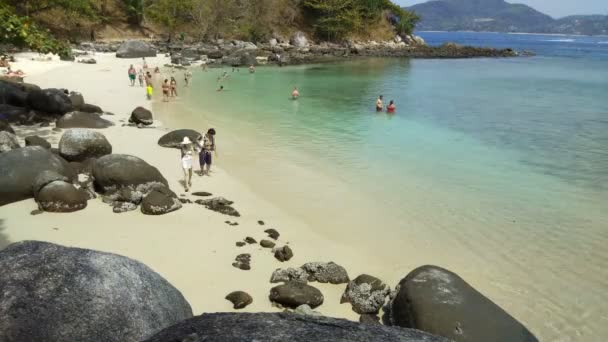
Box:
[598,41,608,45]
[544,39,575,43]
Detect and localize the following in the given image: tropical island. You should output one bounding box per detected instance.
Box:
[0,1,547,342]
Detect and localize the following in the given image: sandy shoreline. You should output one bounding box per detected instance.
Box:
[0,53,377,320]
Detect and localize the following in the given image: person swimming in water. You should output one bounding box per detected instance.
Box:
[217,85,224,92]
[387,100,396,113]
[292,87,299,100]
[376,95,384,112]
[249,65,256,73]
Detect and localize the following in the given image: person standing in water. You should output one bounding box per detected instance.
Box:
[138,69,145,87]
[128,65,137,86]
[184,70,192,87]
[170,77,178,97]
[292,87,299,99]
[197,129,217,176]
[180,137,194,191]
[249,64,256,73]
[387,100,396,113]
[376,95,384,112]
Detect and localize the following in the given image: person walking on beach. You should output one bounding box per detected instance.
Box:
[138,69,145,87]
[142,57,148,69]
[197,129,217,176]
[387,100,396,113]
[128,65,137,86]
[180,137,195,191]
[292,86,299,100]
[170,77,178,97]
[145,71,153,86]
[146,83,153,100]
[162,79,170,102]
[376,95,384,112]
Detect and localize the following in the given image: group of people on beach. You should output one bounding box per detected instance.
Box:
[376,95,396,113]
[128,58,193,102]
[1,55,26,79]
[179,128,217,192]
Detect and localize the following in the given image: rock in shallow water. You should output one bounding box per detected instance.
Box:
[0,241,193,342]
[388,265,538,342]
[341,274,390,314]
[143,312,450,342]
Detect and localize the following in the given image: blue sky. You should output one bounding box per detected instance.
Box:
[394,0,607,18]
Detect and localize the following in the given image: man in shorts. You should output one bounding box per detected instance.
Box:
[198,128,217,176]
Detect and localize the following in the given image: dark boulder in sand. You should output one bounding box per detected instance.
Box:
[225,291,253,309]
[130,106,153,126]
[143,312,450,342]
[302,261,349,284]
[68,91,85,109]
[32,170,69,198]
[260,239,276,248]
[269,281,324,309]
[116,40,157,58]
[195,197,240,217]
[274,245,294,262]
[0,104,29,123]
[35,180,88,212]
[59,129,112,162]
[92,154,168,195]
[0,80,27,107]
[265,228,280,240]
[341,274,390,314]
[0,146,75,206]
[141,185,182,215]
[0,119,15,134]
[192,191,212,197]
[25,135,51,149]
[26,88,73,115]
[0,131,19,152]
[270,267,309,284]
[0,241,193,342]
[158,129,202,149]
[388,265,538,342]
[232,253,251,270]
[56,111,114,129]
[80,103,103,114]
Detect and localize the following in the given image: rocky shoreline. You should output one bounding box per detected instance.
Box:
[75,32,522,68]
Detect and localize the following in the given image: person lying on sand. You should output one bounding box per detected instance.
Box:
[180,137,195,191]
[0,56,10,68]
[4,67,25,78]
[197,129,217,176]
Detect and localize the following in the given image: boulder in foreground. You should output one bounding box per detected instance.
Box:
[92,154,168,194]
[269,281,324,309]
[141,185,182,215]
[56,111,114,129]
[389,265,538,342]
[143,312,450,342]
[0,146,75,206]
[59,129,112,162]
[341,274,390,314]
[35,180,88,212]
[0,241,193,342]
[116,40,157,58]
[26,88,73,115]
[130,106,154,126]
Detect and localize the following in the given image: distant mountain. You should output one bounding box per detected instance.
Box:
[407,0,608,35]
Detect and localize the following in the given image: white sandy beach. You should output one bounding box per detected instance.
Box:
[0,53,378,320]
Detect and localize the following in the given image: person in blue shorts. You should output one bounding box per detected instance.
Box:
[197,128,217,176]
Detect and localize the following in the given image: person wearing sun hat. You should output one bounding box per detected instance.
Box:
[180,137,195,191]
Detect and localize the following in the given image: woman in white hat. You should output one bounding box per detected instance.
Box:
[180,137,194,191]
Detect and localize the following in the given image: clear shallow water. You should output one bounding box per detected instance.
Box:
[157,32,608,340]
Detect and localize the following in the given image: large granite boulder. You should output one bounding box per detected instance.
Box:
[56,111,114,129]
[141,185,182,215]
[68,91,85,109]
[25,135,51,149]
[0,131,20,152]
[291,31,309,48]
[0,80,27,107]
[92,154,168,195]
[158,129,202,149]
[59,129,112,162]
[0,146,75,205]
[130,106,153,126]
[341,274,390,314]
[116,40,157,58]
[0,241,193,342]
[26,88,73,115]
[80,103,103,114]
[35,180,88,212]
[0,104,29,123]
[32,170,69,198]
[302,262,350,284]
[269,281,324,309]
[144,312,450,342]
[389,265,538,342]
[0,119,14,134]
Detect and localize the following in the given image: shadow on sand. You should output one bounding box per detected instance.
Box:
[0,219,10,251]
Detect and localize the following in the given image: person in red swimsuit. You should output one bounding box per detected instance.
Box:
[387,100,396,113]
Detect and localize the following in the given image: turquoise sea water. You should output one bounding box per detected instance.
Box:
[156,32,608,340]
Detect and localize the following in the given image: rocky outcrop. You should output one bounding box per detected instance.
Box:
[35,180,88,212]
[116,40,157,58]
[0,146,75,206]
[0,119,14,134]
[143,312,450,342]
[0,80,27,107]
[269,282,324,309]
[195,197,240,217]
[341,274,390,314]
[140,185,182,215]
[225,291,253,309]
[270,267,309,284]
[388,265,538,342]
[302,262,349,284]
[26,88,73,115]
[158,129,202,148]
[0,241,193,342]
[0,131,19,152]
[56,111,114,129]
[92,154,168,195]
[68,91,85,109]
[59,129,112,162]
[130,106,153,126]
[25,135,51,149]
[291,31,310,48]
